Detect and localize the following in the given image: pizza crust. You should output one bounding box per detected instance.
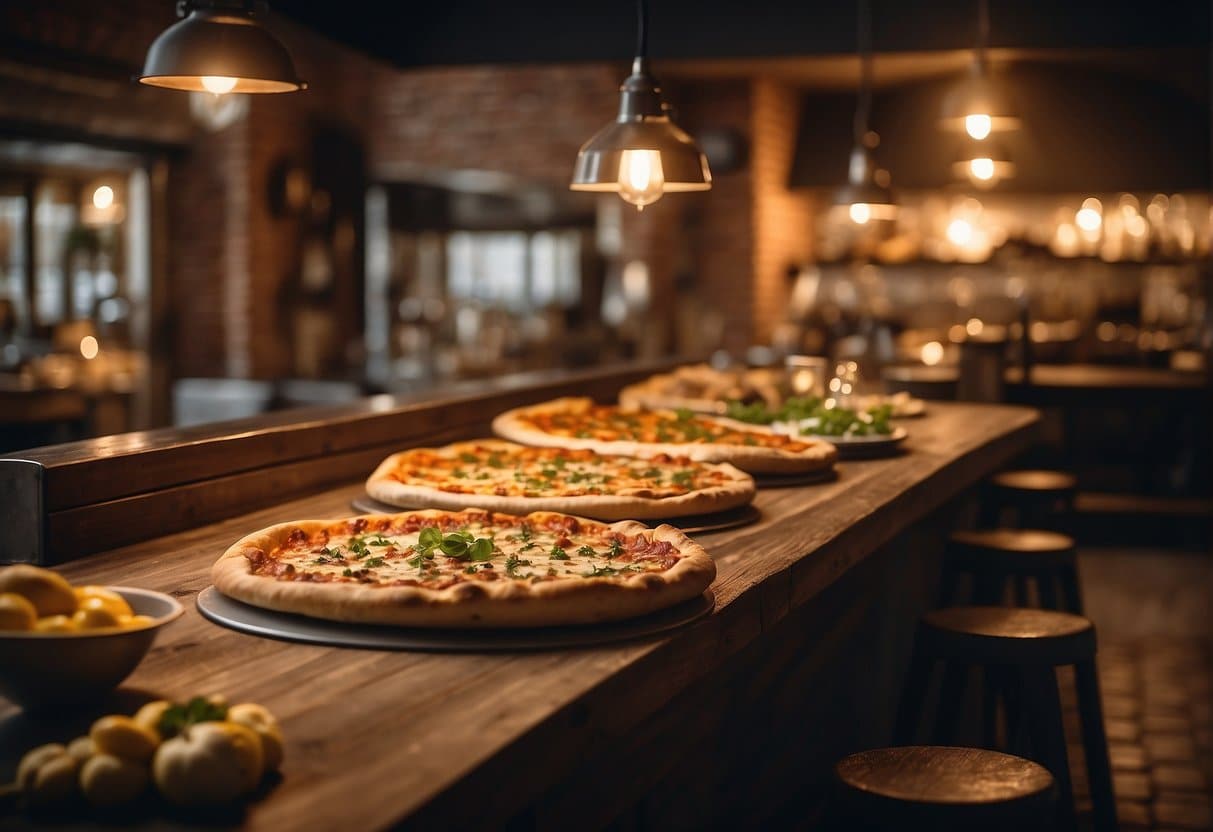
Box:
[364,439,756,520]
[492,397,837,474]
[212,511,717,628]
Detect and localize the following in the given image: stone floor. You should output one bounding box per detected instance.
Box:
[1066,546,1213,831]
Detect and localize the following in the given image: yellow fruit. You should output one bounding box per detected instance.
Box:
[80,754,149,807]
[74,586,132,619]
[34,614,77,633]
[17,744,67,791]
[132,700,173,739]
[227,703,285,771]
[0,592,37,631]
[67,735,96,762]
[153,721,264,806]
[72,606,123,630]
[90,715,160,761]
[120,614,155,630]
[17,746,79,808]
[0,564,77,617]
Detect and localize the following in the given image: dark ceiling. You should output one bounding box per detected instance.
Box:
[273,0,1211,69]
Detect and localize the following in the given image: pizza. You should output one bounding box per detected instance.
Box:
[212,509,716,628]
[365,439,755,520]
[619,364,787,415]
[492,397,837,474]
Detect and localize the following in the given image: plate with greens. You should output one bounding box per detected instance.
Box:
[724,396,908,458]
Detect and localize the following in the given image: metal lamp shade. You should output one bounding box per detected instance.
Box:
[139,10,306,93]
[571,118,711,193]
[833,144,897,218]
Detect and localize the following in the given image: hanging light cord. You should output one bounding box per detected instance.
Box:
[635,0,649,60]
[975,0,989,68]
[853,0,873,143]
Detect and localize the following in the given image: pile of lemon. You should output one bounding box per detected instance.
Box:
[15,694,283,809]
[0,565,154,633]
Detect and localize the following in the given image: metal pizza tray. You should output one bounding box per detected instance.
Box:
[196,586,715,652]
[821,427,909,460]
[348,497,761,535]
[753,466,840,489]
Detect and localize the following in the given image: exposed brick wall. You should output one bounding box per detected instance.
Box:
[751,78,816,344]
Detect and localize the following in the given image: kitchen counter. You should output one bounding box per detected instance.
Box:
[0,383,1038,829]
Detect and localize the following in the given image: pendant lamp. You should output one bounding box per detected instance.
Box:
[139,0,306,94]
[833,0,897,223]
[953,137,1015,189]
[570,0,711,210]
[940,0,1019,139]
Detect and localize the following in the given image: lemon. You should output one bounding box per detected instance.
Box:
[0,565,77,617]
[0,592,37,630]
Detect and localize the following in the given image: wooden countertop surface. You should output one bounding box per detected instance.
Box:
[0,402,1038,830]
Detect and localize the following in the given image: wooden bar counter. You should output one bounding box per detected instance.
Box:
[0,365,1038,830]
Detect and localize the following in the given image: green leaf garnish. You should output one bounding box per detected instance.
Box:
[549,546,569,561]
[157,696,229,739]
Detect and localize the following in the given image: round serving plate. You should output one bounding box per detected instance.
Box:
[753,466,840,489]
[196,586,715,653]
[821,427,909,460]
[350,496,761,534]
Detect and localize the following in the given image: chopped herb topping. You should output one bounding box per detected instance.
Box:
[576,545,596,557]
[504,555,532,578]
[363,557,385,568]
[549,545,569,561]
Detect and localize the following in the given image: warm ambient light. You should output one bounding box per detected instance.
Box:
[849,203,872,225]
[617,149,665,210]
[921,341,944,366]
[79,336,99,360]
[201,75,238,95]
[1076,207,1102,233]
[966,318,985,337]
[969,157,995,181]
[964,113,993,140]
[947,218,974,246]
[92,186,114,210]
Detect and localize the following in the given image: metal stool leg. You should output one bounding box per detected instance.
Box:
[1075,659,1117,832]
[933,662,969,745]
[894,642,933,745]
[1020,665,1077,831]
[1060,563,1084,614]
[1037,572,1061,610]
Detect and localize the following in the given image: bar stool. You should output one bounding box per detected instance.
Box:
[939,528,1083,613]
[893,607,1115,832]
[830,746,1057,831]
[983,469,1078,530]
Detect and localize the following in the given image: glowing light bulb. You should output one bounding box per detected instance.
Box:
[946,218,974,246]
[969,157,995,182]
[964,113,993,140]
[617,149,665,210]
[92,186,114,210]
[1076,207,1102,233]
[201,76,238,95]
[920,341,944,366]
[849,203,872,224]
[79,336,99,360]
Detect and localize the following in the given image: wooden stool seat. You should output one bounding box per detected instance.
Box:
[920,606,1095,665]
[990,469,1078,495]
[833,746,1056,830]
[984,469,1078,531]
[949,529,1076,571]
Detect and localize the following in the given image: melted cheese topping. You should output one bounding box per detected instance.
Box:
[250,511,681,589]
[524,406,810,451]
[388,442,737,498]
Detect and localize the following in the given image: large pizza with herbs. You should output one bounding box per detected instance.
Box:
[365,439,755,520]
[212,509,716,628]
[492,397,837,474]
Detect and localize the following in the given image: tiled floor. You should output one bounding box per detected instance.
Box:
[1069,547,1213,831]
[1060,639,1212,831]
